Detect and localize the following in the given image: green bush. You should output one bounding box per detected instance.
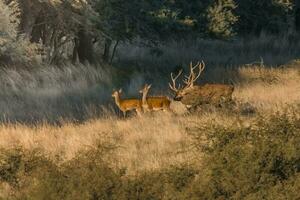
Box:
[0,147,59,199]
[123,165,198,200]
[235,0,293,35]
[0,146,199,200]
[19,141,124,200]
[0,1,39,68]
[206,0,238,38]
[0,147,55,187]
[189,109,300,199]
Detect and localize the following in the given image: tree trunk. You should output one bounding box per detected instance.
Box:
[296,1,300,32]
[18,0,43,38]
[72,37,79,64]
[110,40,119,64]
[103,38,112,63]
[75,29,95,64]
[296,8,300,32]
[30,12,45,44]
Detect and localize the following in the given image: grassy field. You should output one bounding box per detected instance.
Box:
[0,37,299,199]
[0,61,299,171]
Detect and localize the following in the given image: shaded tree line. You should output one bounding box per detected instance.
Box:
[1,0,298,65]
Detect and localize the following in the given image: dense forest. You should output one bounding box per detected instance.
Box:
[0,1,300,199]
[0,0,299,67]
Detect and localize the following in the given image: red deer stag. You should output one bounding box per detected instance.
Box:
[169,61,234,109]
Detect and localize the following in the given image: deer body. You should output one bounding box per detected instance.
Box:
[140,84,171,112]
[169,61,234,109]
[112,89,142,117]
[176,84,234,107]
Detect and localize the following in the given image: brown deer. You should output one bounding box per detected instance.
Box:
[112,89,143,117]
[169,61,234,109]
[139,84,171,112]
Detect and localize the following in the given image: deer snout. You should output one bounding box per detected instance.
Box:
[173,96,183,101]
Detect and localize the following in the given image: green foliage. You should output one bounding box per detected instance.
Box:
[0,0,39,67]
[0,142,123,200]
[0,146,58,200]
[235,0,294,35]
[93,0,149,42]
[189,109,300,199]
[27,147,124,200]
[90,0,296,41]
[123,166,198,200]
[207,0,238,38]
[0,0,18,39]
[60,142,124,200]
[92,0,238,43]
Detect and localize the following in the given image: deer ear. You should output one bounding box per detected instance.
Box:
[148,84,152,89]
[119,89,122,93]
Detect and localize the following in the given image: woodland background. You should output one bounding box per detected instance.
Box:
[0,0,299,199]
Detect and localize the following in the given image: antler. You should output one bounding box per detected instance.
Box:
[183,61,205,87]
[169,69,183,92]
[169,61,205,93]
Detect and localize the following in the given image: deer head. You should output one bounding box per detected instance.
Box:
[112,89,122,98]
[169,61,205,100]
[139,84,152,95]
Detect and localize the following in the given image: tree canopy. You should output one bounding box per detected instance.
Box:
[0,0,298,65]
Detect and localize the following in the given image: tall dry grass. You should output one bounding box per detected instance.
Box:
[0,110,251,174]
[235,64,300,110]
[0,61,298,174]
[0,63,113,123]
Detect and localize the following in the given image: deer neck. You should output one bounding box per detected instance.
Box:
[113,94,122,108]
[142,90,149,105]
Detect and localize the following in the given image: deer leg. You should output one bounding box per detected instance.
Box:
[137,108,143,116]
[163,106,170,112]
[123,111,126,118]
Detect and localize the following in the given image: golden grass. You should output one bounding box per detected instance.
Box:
[0,65,298,174]
[235,65,300,110]
[0,112,243,174]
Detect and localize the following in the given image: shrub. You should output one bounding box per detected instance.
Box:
[0,0,39,68]
[123,165,198,200]
[206,0,238,38]
[0,147,55,187]
[189,108,300,199]
[235,0,294,35]
[60,145,124,200]
[0,146,59,199]
[18,140,124,200]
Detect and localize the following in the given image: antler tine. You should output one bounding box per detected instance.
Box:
[169,69,183,92]
[183,61,195,86]
[183,78,189,85]
[191,61,201,71]
[169,61,206,92]
[185,61,198,87]
[192,60,205,81]
[172,69,183,81]
[184,61,205,87]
